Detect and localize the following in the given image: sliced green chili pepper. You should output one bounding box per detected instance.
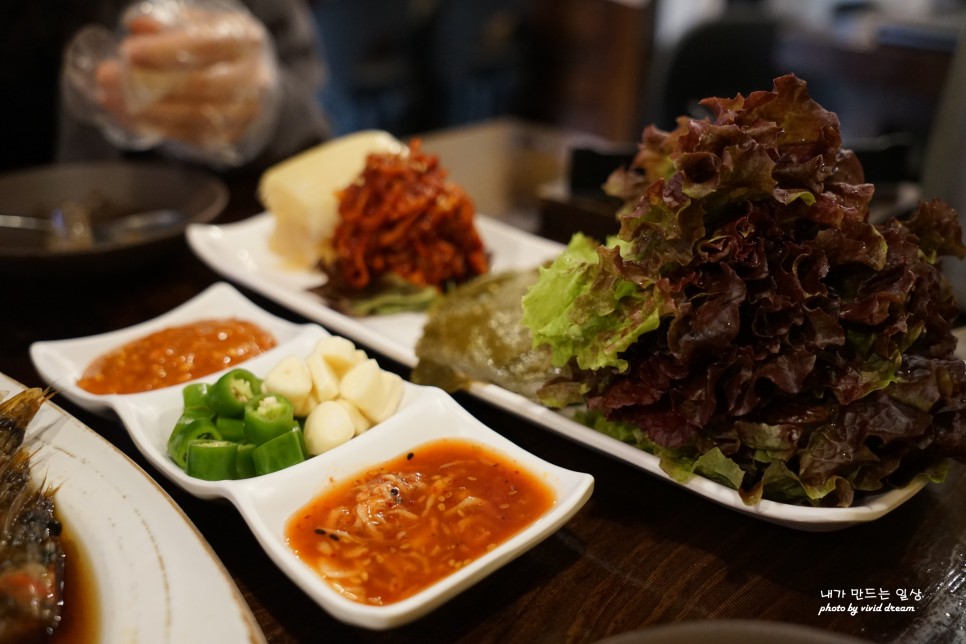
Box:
[182,382,210,411]
[251,429,305,475]
[185,440,238,481]
[177,402,214,423]
[215,416,246,442]
[235,443,257,479]
[244,393,296,445]
[208,369,262,418]
[167,417,222,470]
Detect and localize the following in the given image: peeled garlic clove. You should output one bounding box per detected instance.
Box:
[335,398,372,436]
[305,349,339,402]
[263,355,314,417]
[314,335,365,377]
[303,400,355,455]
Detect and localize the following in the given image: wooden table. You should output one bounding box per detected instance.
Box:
[1,173,964,644]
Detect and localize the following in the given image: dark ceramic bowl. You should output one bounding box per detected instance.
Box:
[0,161,228,275]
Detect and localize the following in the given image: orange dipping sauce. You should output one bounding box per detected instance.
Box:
[286,438,556,606]
[77,318,277,395]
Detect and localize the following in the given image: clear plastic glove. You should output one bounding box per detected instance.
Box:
[63,0,281,167]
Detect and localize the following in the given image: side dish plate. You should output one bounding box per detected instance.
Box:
[28,291,593,629]
[185,213,930,531]
[0,372,264,643]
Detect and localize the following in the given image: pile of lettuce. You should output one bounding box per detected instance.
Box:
[522,75,966,507]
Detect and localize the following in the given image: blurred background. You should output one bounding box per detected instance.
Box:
[3,0,964,239]
[305,0,964,236]
[311,0,959,157]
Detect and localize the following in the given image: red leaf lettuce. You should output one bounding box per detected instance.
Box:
[522,75,966,507]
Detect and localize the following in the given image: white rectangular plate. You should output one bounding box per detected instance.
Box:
[185,213,930,531]
[187,213,563,365]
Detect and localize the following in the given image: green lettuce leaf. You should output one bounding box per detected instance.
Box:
[521,233,668,371]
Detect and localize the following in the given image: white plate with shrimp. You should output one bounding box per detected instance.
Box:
[0,373,264,643]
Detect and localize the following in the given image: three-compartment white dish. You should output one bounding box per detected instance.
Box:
[30,282,595,629]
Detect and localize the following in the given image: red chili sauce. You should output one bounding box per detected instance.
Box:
[285,438,556,606]
[77,319,276,395]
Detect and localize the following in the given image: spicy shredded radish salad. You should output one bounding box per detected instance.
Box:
[315,139,489,315]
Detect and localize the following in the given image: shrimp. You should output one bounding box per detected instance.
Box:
[0,388,64,643]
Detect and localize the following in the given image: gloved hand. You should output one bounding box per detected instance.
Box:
[63,0,281,167]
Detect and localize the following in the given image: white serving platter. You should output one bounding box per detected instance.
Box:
[185,215,931,532]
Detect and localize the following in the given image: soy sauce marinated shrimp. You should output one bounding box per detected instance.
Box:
[0,388,48,457]
[0,389,65,642]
